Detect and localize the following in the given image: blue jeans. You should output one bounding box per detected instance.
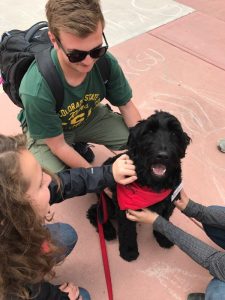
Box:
[46,223,91,300]
[201,206,225,299]
[46,222,78,257]
[205,279,225,300]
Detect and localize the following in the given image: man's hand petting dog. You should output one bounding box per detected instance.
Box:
[112,154,137,185]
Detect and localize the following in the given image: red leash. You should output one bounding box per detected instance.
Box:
[97,192,113,300]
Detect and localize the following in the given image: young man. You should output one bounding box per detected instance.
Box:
[18,0,141,173]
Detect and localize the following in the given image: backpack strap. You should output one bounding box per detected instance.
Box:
[25,21,48,42]
[96,56,110,85]
[35,47,64,112]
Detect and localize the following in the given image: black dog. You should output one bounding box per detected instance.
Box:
[87,111,191,262]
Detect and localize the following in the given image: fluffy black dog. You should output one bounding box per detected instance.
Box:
[87,111,191,262]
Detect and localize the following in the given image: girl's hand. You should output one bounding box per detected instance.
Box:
[174,189,190,211]
[112,154,137,185]
[126,208,159,224]
[59,282,81,300]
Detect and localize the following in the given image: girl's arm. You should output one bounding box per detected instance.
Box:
[176,189,225,230]
[49,165,114,204]
[126,209,225,281]
[154,216,225,281]
[49,154,137,204]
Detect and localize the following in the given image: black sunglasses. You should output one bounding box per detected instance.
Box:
[56,33,108,63]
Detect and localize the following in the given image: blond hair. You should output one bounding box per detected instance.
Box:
[46,0,105,38]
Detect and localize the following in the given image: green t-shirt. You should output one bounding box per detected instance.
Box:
[18,49,132,139]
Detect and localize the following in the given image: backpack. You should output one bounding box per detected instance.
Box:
[0,21,110,112]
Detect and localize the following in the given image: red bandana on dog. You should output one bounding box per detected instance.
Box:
[117,182,172,210]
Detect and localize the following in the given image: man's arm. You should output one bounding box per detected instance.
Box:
[182,200,225,230]
[127,208,225,281]
[118,100,141,128]
[175,190,225,230]
[45,134,91,168]
[153,216,225,282]
[49,154,137,204]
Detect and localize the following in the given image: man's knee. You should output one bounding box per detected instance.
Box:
[30,143,66,172]
[57,223,78,249]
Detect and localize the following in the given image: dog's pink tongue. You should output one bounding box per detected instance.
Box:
[152,164,166,176]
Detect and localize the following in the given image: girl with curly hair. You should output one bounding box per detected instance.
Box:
[0,134,137,300]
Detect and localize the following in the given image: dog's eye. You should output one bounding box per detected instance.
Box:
[171,131,177,136]
[146,122,158,134]
[148,127,157,134]
[143,129,154,135]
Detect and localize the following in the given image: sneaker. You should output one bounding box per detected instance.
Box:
[217,139,225,153]
[72,142,95,163]
[187,293,205,300]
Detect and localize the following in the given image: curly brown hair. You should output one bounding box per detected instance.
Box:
[46,0,105,39]
[0,134,61,299]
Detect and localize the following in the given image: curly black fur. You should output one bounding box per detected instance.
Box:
[87,111,191,261]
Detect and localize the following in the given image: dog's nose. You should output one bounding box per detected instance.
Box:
[157,151,169,160]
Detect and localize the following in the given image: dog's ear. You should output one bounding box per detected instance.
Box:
[127,120,146,148]
[180,131,191,158]
[183,132,191,148]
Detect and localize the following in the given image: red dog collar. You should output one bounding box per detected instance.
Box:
[117,182,172,210]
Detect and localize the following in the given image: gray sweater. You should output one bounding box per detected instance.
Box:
[153,200,225,281]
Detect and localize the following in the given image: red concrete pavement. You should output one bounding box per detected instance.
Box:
[1,1,225,299]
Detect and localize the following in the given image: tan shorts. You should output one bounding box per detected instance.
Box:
[26,104,129,172]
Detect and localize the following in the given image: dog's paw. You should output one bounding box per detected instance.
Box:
[157,238,174,248]
[153,230,174,248]
[86,204,98,228]
[103,222,117,241]
[120,248,139,262]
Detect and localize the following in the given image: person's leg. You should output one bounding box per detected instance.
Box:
[26,128,95,171]
[79,287,91,300]
[202,206,225,250]
[65,104,129,150]
[203,224,225,249]
[45,223,78,258]
[187,293,205,300]
[47,225,91,299]
[26,129,66,172]
[205,278,225,300]
[45,223,91,300]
